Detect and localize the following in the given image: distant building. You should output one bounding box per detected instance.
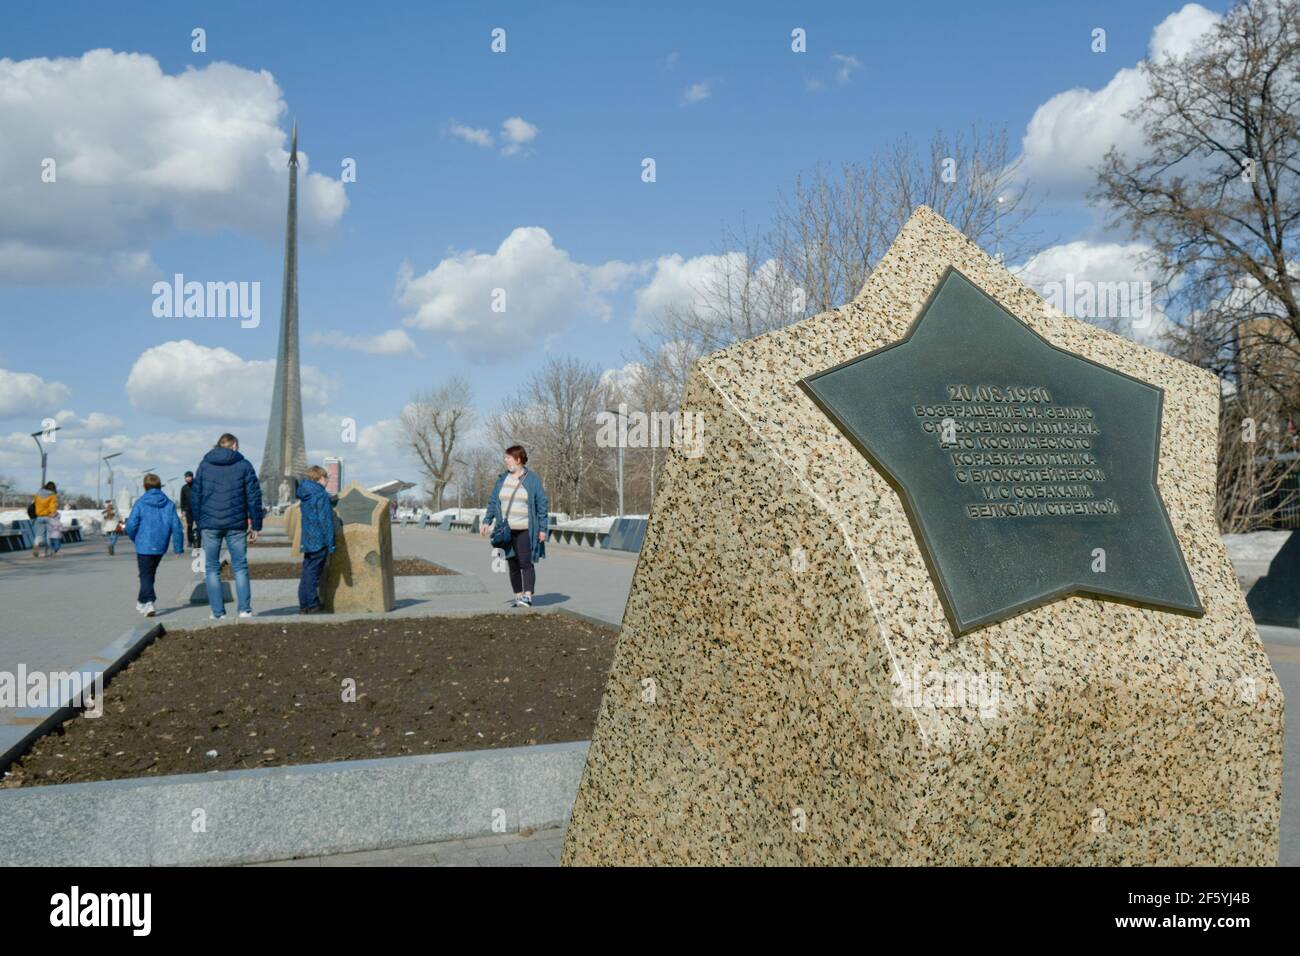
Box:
[324,457,343,495]
[368,479,416,500]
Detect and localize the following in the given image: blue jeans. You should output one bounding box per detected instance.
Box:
[136,552,163,603]
[202,528,250,616]
[299,547,330,611]
[31,517,49,551]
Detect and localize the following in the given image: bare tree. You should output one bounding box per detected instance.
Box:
[401,377,474,508]
[603,340,694,512]
[1093,0,1300,530]
[1218,386,1298,531]
[652,125,1034,355]
[488,356,608,515]
[457,446,501,513]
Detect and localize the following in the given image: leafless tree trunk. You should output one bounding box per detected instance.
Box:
[401,377,474,508]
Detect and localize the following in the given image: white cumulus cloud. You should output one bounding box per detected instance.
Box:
[0,369,72,420]
[125,339,332,423]
[1017,4,1221,201]
[397,227,639,360]
[1013,240,1167,343]
[446,116,540,157]
[0,49,347,284]
[632,251,785,331]
[447,120,494,148]
[500,116,539,156]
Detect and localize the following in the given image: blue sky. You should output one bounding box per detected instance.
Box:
[0,0,1230,497]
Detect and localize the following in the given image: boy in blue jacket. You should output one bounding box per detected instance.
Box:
[125,473,184,617]
[296,465,336,613]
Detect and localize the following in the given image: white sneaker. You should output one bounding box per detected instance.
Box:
[238,610,255,619]
[142,603,156,617]
[209,613,225,620]
[135,602,146,614]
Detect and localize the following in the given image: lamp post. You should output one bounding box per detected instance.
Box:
[453,457,468,521]
[102,453,123,508]
[164,476,180,505]
[30,425,61,488]
[605,406,626,518]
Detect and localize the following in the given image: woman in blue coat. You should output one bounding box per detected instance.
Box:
[479,444,548,607]
[124,473,184,617]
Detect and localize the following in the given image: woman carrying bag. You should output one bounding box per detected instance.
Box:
[479,444,548,608]
[101,502,122,555]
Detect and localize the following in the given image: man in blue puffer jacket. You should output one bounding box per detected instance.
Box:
[296,464,336,613]
[190,432,264,620]
[124,473,184,617]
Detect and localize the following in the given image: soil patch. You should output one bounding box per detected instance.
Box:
[220,557,454,580]
[2,613,618,787]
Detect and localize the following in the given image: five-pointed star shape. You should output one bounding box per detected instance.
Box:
[799,267,1202,635]
[336,486,380,526]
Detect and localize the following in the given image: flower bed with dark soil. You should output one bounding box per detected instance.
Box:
[1,613,619,788]
[220,557,454,580]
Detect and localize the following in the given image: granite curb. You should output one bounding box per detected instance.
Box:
[0,740,589,866]
[0,622,164,771]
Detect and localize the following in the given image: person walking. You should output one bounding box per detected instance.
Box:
[30,481,58,558]
[479,445,548,608]
[179,470,197,549]
[190,433,263,620]
[46,507,63,556]
[100,501,121,555]
[124,473,184,617]
[295,465,336,613]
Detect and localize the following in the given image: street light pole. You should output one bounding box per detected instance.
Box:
[605,406,625,518]
[30,425,61,488]
[453,457,469,521]
[103,453,122,507]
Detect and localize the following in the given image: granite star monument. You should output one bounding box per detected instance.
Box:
[562,207,1282,866]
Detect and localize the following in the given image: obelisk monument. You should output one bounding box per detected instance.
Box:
[259,121,309,510]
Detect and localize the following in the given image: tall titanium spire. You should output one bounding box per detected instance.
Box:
[259,121,309,510]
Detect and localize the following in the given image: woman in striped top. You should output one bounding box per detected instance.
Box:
[480,444,549,607]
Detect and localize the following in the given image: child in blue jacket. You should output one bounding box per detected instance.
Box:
[125,474,184,617]
[295,465,336,613]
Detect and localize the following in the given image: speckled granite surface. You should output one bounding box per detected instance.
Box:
[562,206,1283,866]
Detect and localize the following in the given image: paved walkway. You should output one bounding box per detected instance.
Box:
[0,527,637,681]
[249,827,565,867]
